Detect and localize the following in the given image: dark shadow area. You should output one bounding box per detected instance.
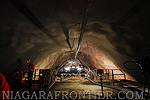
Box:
[9,0,60,45]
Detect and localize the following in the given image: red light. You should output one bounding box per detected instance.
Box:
[39,73,42,76]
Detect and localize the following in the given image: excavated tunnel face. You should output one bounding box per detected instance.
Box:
[1,0,150,85]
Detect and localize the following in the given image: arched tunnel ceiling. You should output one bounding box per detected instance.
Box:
[0,0,150,83]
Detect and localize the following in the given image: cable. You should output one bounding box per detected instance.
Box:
[123,61,138,70]
[85,77,121,91]
[123,53,150,100]
[75,0,93,58]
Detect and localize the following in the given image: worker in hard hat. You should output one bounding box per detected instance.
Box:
[27,59,34,88]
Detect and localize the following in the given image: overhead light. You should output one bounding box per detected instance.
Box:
[76,66,82,70]
[65,66,70,71]
[68,60,74,63]
[72,66,75,68]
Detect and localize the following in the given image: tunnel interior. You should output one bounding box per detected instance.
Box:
[1,0,150,99]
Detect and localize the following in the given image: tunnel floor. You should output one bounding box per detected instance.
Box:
[9,76,149,100]
[49,78,146,100]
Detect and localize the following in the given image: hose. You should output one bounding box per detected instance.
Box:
[123,61,138,70]
[123,55,150,100]
[85,77,121,91]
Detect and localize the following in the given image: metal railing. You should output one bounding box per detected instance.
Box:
[22,69,55,80]
[22,69,41,80]
[93,69,126,81]
[22,68,126,82]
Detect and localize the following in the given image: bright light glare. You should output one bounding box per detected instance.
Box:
[72,66,75,68]
[78,67,82,70]
[65,66,70,70]
[68,61,74,63]
[76,66,82,70]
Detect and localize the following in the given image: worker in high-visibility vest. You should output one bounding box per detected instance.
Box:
[27,59,34,88]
